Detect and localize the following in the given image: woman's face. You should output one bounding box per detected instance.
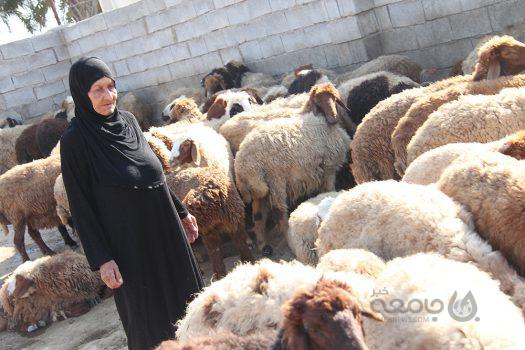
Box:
[88,77,117,116]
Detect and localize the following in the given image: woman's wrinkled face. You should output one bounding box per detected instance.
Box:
[88,77,117,116]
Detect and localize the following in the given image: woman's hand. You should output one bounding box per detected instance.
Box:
[100,260,123,289]
[181,213,199,243]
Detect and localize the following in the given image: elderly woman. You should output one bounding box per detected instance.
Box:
[60,57,203,349]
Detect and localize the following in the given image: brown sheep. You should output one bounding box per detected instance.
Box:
[201,67,235,98]
[167,98,206,124]
[500,130,525,159]
[36,118,69,157]
[392,36,525,174]
[15,123,42,164]
[0,148,77,262]
[156,278,382,350]
[0,251,108,332]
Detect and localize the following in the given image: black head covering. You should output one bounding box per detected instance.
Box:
[68,57,164,188]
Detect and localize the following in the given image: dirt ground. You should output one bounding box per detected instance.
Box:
[0,225,294,349]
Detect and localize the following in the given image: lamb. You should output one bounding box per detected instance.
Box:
[364,253,525,349]
[335,55,422,84]
[437,152,525,279]
[161,87,206,121]
[337,71,418,126]
[349,74,468,183]
[406,87,525,164]
[0,251,107,332]
[316,249,386,279]
[0,146,78,261]
[159,278,381,350]
[175,258,376,341]
[235,83,352,255]
[0,125,30,175]
[392,37,525,174]
[0,117,22,129]
[403,130,525,185]
[315,180,525,310]
[117,92,153,131]
[286,191,340,265]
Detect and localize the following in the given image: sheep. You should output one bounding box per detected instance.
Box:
[161,87,206,122]
[0,147,78,262]
[201,67,236,98]
[262,85,289,103]
[317,249,386,279]
[164,98,207,125]
[280,65,337,89]
[164,166,253,279]
[437,152,525,279]
[235,83,352,255]
[0,125,31,175]
[335,55,422,84]
[392,37,525,174]
[402,131,525,185]
[315,180,525,310]
[175,258,376,341]
[406,87,525,165]
[35,117,69,158]
[15,123,42,164]
[117,92,153,131]
[349,74,468,184]
[0,117,22,129]
[337,71,419,126]
[160,278,381,350]
[53,174,71,229]
[286,192,340,265]
[462,35,496,75]
[202,87,262,113]
[223,60,278,98]
[0,251,107,333]
[364,253,525,349]
[286,67,332,95]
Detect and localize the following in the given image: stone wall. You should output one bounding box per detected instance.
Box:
[1,0,524,121]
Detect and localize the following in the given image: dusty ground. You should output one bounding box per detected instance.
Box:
[0,225,294,349]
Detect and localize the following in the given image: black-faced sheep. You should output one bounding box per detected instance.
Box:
[117,92,153,131]
[36,118,69,158]
[15,123,42,164]
[336,55,422,84]
[406,87,525,165]
[235,83,352,255]
[0,147,77,262]
[0,251,107,333]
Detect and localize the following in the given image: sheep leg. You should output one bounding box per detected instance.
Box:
[268,179,289,239]
[57,224,78,248]
[251,197,270,255]
[230,225,254,263]
[13,221,31,261]
[27,225,55,257]
[322,166,337,192]
[201,234,226,279]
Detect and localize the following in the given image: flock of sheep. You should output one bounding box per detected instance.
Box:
[0,32,524,349]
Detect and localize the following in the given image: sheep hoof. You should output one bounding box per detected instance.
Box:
[262,245,273,256]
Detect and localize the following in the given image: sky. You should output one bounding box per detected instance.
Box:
[0,9,59,45]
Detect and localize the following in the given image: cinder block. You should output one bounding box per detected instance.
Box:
[374,6,392,30]
[295,47,328,68]
[113,60,130,77]
[104,25,135,46]
[226,1,249,26]
[303,23,332,48]
[240,41,263,62]
[218,26,246,46]
[117,1,149,22]
[146,28,175,52]
[35,80,65,100]
[143,0,166,16]
[460,0,498,11]
[165,0,184,7]
[77,32,107,53]
[113,37,147,61]
[0,109,22,121]
[337,0,375,16]
[323,45,341,68]
[243,17,268,42]
[28,96,55,118]
[336,40,369,66]
[62,23,83,42]
[169,59,195,79]
[206,8,230,30]
[357,10,379,36]
[421,0,462,21]
[245,0,272,19]
[488,0,525,31]
[379,27,419,53]
[263,11,290,36]
[415,38,473,68]
[374,0,403,6]
[129,19,148,38]
[78,14,108,37]
[32,29,63,52]
[188,37,208,57]
[0,95,6,111]
[12,70,44,89]
[199,51,223,71]
[327,16,361,44]
[285,1,328,30]
[389,0,425,27]
[53,45,70,61]
[203,30,229,52]
[4,88,36,109]
[0,77,14,94]
[193,0,215,15]
[324,0,342,20]
[258,35,285,58]
[449,7,492,40]
[152,65,173,84]
[213,0,237,9]
[281,30,309,52]
[219,47,243,64]
[42,60,72,83]
[415,17,452,48]
[0,38,34,59]
[103,6,132,28]
[269,0,295,11]
[67,41,83,58]
[170,43,191,61]
[26,49,57,69]
[87,46,118,64]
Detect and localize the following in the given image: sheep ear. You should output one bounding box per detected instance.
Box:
[14,275,36,299]
[486,59,501,80]
[360,303,384,322]
[191,142,201,166]
[207,99,227,120]
[218,75,228,90]
[336,97,351,114]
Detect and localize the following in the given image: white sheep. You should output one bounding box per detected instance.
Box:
[336,55,422,84]
[316,248,386,279]
[364,253,525,349]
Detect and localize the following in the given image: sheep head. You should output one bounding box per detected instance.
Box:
[288,69,323,95]
[278,278,382,350]
[170,138,202,169]
[207,90,257,120]
[473,35,525,81]
[203,73,228,98]
[305,83,350,125]
[168,98,202,124]
[499,130,525,160]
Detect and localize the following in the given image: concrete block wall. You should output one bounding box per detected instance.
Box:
[1,0,524,121]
